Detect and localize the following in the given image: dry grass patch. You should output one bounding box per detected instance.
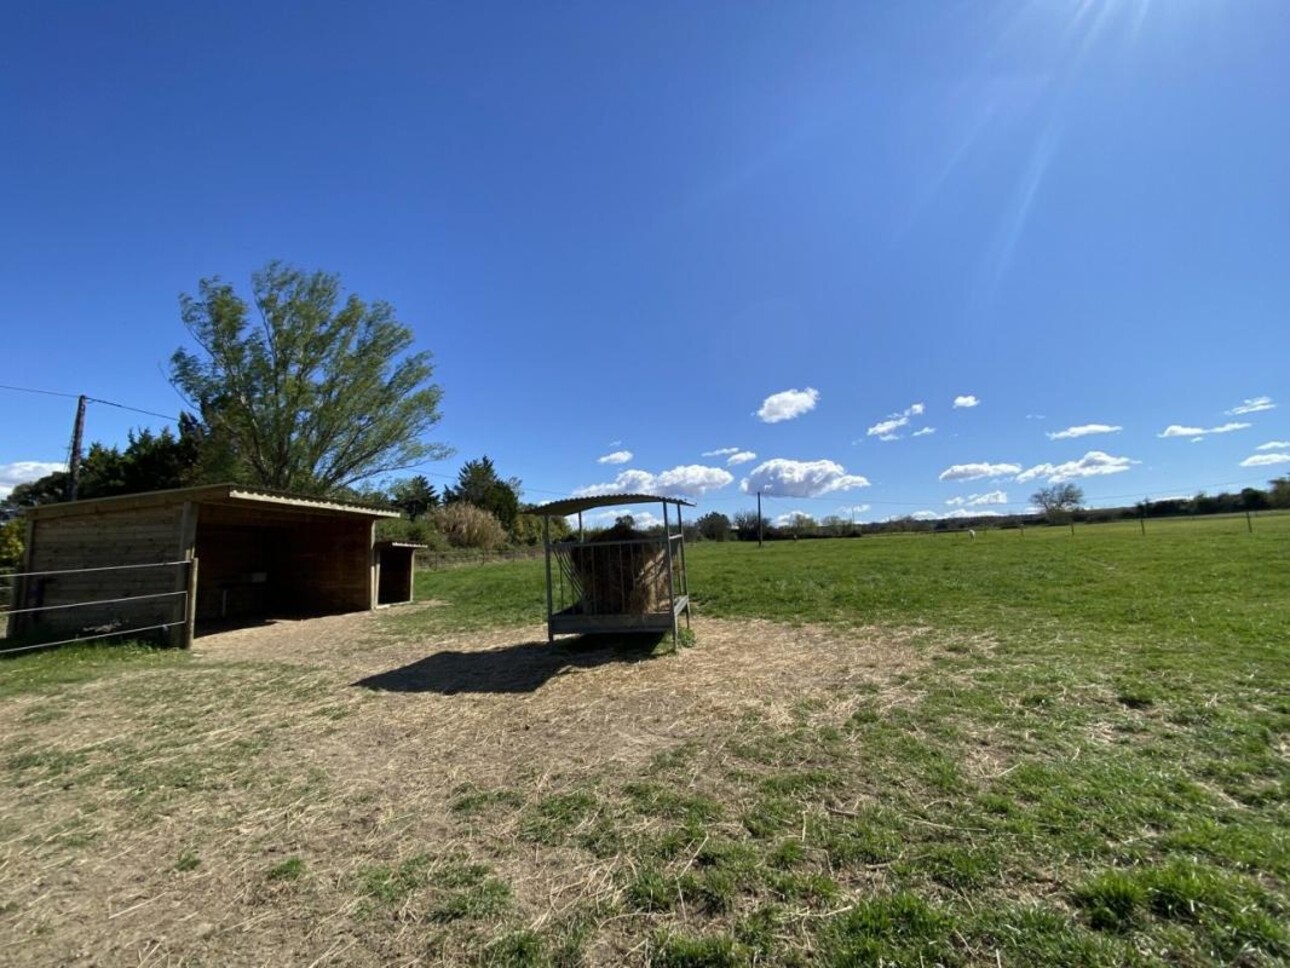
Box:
[0,614,930,966]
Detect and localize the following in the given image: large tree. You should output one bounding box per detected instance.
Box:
[443,456,520,532]
[170,262,450,494]
[1030,483,1084,516]
[389,475,440,521]
[696,511,731,541]
[4,424,204,508]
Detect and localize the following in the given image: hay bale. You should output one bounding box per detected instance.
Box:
[565,523,671,615]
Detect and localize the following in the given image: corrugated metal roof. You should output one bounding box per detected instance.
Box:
[527,493,696,517]
[25,483,399,519]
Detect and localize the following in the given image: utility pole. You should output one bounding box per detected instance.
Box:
[757,490,764,549]
[66,394,87,501]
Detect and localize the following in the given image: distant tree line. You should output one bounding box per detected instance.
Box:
[672,478,1290,544]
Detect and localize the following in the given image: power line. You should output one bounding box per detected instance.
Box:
[0,383,180,422]
[0,383,82,400]
[84,397,180,422]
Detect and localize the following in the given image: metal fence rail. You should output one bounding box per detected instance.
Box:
[2,558,198,656]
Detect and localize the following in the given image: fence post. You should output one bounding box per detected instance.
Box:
[1246,510,1253,534]
[183,558,198,648]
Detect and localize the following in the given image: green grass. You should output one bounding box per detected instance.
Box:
[265,856,306,881]
[397,515,1290,965]
[3,513,1286,965]
[0,641,186,699]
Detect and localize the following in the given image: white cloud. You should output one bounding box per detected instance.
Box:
[837,504,871,515]
[1226,396,1275,416]
[772,510,812,527]
[912,427,936,437]
[0,460,67,499]
[953,395,980,409]
[1158,422,1250,438]
[907,508,1003,522]
[868,417,907,437]
[741,458,870,497]
[757,387,819,423]
[1015,451,1137,483]
[1239,453,1290,468]
[946,490,1007,507]
[727,451,757,466]
[597,450,633,464]
[938,461,1022,482]
[1047,424,1122,440]
[702,447,740,457]
[1255,441,1290,451]
[866,402,924,438]
[573,464,734,499]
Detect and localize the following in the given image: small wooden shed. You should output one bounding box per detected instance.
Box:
[374,541,426,606]
[10,484,408,645]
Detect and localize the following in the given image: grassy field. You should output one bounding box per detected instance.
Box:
[1,514,1286,965]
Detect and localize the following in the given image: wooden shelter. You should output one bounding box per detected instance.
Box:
[529,494,694,647]
[374,541,425,606]
[10,484,408,646]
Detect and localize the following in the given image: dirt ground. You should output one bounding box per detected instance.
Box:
[0,608,932,966]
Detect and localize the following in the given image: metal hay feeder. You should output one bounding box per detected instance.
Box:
[529,493,694,648]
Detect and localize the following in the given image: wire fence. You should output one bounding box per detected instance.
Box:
[415,546,546,571]
[1,559,196,657]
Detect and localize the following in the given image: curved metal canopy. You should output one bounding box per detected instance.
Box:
[527,493,695,517]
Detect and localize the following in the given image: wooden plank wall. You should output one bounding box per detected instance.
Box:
[15,504,187,639]
[280,519,372,613]
[195,504,373,619]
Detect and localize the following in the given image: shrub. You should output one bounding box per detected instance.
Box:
[433,502,507,550]
[0,517,23,568]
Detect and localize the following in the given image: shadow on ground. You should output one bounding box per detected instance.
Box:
[353,633,672,695]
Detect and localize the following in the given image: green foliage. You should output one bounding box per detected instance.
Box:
[696,511,731,541]
[388,475,439,520]
[1270,476,1290,509]
[0,517,23,567]
[5,421,207,509]
[443,456,520,531]
[1031,482,1085,515]
[510,511,570,546]
[374,516,449,550]
[170,261,450,493]
[432,502,508,550]
[731,510,768,541]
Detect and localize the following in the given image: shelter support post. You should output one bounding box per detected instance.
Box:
[661,500,677,650]
[676,504,690,629]
[543,515,554,644]
[183,558,199,648]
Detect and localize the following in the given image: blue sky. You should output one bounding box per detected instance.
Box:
[2,1,1287,521]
